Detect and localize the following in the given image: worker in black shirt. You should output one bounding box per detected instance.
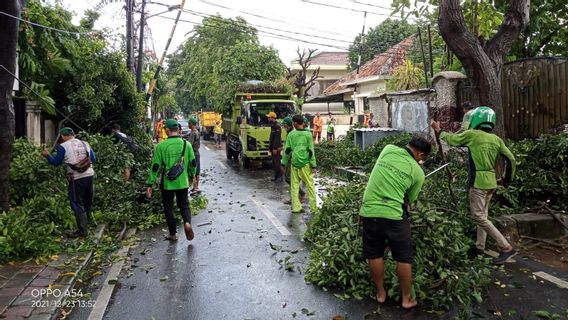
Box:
[268,111,283,182]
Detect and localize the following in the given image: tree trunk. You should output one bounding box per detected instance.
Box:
[438,0,529,137]
[0,0,21,212]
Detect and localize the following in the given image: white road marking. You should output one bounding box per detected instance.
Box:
[249,196,291,236]
[217,160,227,170]
[533,271,568,289]
[204,146,210,151]
[486,250,568,289]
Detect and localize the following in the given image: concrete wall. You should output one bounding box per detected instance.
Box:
[25,101,42,145]
[24,100,58,145]
[368,98,389,127]
[432,71,467,132]
[354,80,387,114]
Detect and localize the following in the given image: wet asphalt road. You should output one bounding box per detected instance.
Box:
[99,142,426,320]
[72,141,568,320]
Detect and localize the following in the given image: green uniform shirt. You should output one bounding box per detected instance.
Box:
[440,129,516,189]
[327,122,334,133]
[147,136,196,190]
[360,145,425,220]
[281,129,316,169]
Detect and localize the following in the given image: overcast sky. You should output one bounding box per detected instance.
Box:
[57,0,400,66]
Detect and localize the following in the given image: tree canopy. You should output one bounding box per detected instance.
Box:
[168,15,286,113]
[348,19,415,70]
[509,0,568,58]
[17,1,144,133]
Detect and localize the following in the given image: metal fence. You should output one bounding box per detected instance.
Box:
[502,57,568,139]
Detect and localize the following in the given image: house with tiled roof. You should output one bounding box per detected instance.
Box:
[316,37,414,115]
[289,51,349,101]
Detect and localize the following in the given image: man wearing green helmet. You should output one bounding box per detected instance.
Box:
[431,106,517,265]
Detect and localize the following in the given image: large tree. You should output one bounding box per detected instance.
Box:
[210,41,285,112]
[0,0,21,212]
[438,0,530,136]
[348,19,415,70]
[170,15,286,113]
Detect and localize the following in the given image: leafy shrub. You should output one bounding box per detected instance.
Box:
[3,136,207,262]
[9,139,67,205]
[498,133,568,209]
[304,181,492,312]
[314,131,412,173]
[307,131,568,311]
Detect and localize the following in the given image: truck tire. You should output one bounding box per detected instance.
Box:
[225,141,233,160]
[242,155,251,169]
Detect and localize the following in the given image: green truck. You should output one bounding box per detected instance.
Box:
[223,92,297,168]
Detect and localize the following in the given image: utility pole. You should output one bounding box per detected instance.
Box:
[417,27,430,87]
[126,0,134,73]
[353,11,367,118]
[145,0,186,104]
[136,0,145,92]
[427,24,434,78]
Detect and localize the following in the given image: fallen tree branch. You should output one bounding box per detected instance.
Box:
[520,235,566,249]
[539,202,568,232]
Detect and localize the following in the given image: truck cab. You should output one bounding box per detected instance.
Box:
[224,93,297,168]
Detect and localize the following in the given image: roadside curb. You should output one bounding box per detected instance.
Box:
[31,224,105,320]
[87,228,137,320]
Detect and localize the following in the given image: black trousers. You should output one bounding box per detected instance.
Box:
[162,188,192,236]
[271,150,283,179]
[68,176,94,236]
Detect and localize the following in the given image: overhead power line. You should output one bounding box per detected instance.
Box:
[0,10,97,36]
[152,14,350,51]
[182,8,353,45]
[347,0,393,11]
[197,0,355,39]
[300,0,390,16]
[0,64,87,132]
[152,11,416,59]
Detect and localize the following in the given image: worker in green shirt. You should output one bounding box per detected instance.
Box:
[431,106,517,265]
[281,115,317,213]
[146,119,197,242]
[360,136,431,309]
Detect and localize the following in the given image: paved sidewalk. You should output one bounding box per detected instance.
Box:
[0,225,104,320]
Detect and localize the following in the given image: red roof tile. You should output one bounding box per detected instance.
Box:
[308,52,350,66]
[323,37,413,95]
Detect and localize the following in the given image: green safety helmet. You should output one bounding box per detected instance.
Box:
[283,116,293,126]
[303,116,309,125]
[469,106,496,130]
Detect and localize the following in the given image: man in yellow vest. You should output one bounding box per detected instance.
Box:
[214,121,224,147]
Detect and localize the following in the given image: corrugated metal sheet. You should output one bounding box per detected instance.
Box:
[502,57,568,139]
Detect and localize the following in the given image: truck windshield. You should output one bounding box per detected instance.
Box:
[243,102,295,126]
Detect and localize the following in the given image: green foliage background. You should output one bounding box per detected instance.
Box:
[1,136,207,263]
[308,132,568,312]
[18,1,144,133]
[168,15,286,114]
[348,19,415,70]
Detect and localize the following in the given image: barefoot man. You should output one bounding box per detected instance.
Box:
[359,135,432,309]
